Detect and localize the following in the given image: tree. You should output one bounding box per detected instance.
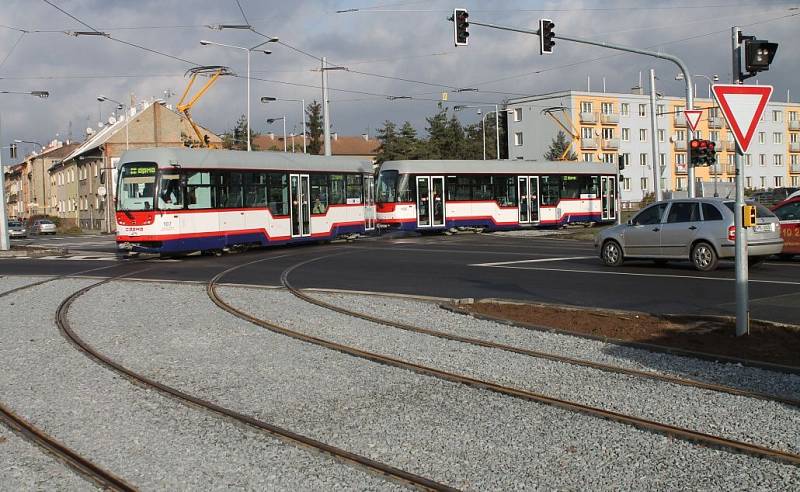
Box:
[305,100,323,155]
[544,130,577,161]
[222,114,260,151]
[375,120,400,164]
[397,122,421,160]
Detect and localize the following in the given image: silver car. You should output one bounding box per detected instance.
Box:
[7,220,27,238]
[595,198,783,271]
[31,219,57,235]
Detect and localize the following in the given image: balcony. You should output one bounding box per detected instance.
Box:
[580,138,598,150]
[726,164,736,175]
[600,113,619,125]
[675,163,688,174]
[674,140,687,151]
[791,163,800,174]
[674,115,686,127]
[579,112,597,124]
[708,117,723,129]
[602,138,620,150]
[789,120,800,131]
[726,141,736,152]
[790,142,800,153]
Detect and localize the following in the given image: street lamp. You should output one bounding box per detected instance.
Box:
[261,96,306,153]
[266,116,287,152]
[200,38,277,152]
[675,72,719,99]
[1,89,49,251]
[97,95,129,149]
[455,104,501,160]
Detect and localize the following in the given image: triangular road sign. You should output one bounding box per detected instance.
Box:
[712,84,773,153]
[684,110,703,132]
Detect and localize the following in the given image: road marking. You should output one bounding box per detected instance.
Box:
[472,264,800,286]
[470,256,594,267]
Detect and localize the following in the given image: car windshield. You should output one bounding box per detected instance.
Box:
[8,221,22,227]
[724,201,776,218]
[39,220,53,224]
[117,162,157,211]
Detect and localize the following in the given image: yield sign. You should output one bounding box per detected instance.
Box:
[712,84,773,153]
[684,110,703,132]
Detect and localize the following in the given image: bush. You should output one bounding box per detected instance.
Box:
[640,192,657,207]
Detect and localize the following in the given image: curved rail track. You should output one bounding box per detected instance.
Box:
[56,268,456,492]
[207,254,800,467]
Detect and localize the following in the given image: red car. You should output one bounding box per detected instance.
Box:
[771,196,800,259]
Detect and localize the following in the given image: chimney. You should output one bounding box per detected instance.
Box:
[332,132,338,141]
[361,133,369,141]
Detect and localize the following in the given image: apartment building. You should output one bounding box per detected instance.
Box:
[507,90,800,205]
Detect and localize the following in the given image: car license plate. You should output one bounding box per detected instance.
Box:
[754,224,772,233]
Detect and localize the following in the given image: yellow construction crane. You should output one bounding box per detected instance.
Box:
[176,65,231,148]
[541,106,580,161]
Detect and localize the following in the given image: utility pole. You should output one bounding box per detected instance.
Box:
[322,56,332,156]
[0,114,7,251]
[495,104,500,159]
[649,69,662,201]
[732,26,749,337]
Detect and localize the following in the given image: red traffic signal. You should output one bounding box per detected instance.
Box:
[453,9,469,47]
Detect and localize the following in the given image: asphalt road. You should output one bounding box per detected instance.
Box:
[2,232,799,324]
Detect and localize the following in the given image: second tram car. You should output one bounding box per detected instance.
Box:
[115,148,375,254]
[375,160,618,231]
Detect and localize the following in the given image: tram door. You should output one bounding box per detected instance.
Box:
[363,174,375,231]
[290,174,311,237]
[416,176,446,228]
[601,176,617,221]
[517,176,540,224]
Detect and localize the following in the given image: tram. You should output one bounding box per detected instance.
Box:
[115,148,376,254]
[375,160,618,231]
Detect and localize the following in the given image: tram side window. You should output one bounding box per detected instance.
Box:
[158,173,183,210]
[186,171,215,209]
[447,176,473,200]
[560,175,600,199]
[267,173,289,216]
[473,175,493,200]
[330,174,346,204]
[494,176,517,206]
[216,172,244,208]
[310,174,329,214]
[398,174,414,202]
[540,176,560,206]
[243,172,268,208]
[346,174,362,204]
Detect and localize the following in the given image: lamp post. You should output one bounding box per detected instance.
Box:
[266,116,287,152]
[200,38,277,151]
[97,95,128,149]
[261,96,306,153]
[454,104,501,160]
[1,90,49,251]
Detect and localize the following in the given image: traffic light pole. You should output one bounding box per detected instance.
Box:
[732,26,749,337]
[469,20,696,195]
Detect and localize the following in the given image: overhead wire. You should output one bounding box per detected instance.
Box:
[0,32,26,71]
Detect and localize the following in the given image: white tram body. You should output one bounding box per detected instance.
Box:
[375,160,618,231]
[115,148,375,254]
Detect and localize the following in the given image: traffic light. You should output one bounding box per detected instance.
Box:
[453,9,469,47]
[744,39,778,75]
[689,139,702,166]
[539,19,555,55]
[9,143,17,159]
[706,140,716,167]
[689,139,716,167]
[743,205,757,228]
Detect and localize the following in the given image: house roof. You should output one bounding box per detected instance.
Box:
[252,134,380,156]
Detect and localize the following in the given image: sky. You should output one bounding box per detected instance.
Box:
[0,0,798,163]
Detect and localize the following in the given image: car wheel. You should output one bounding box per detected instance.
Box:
[691,241,718,272]
[748,256,767,267]
[601,240,624,267]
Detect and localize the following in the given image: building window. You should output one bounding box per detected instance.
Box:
[582,153,593,162]
[759,154,766,166]
[659,153,666,168]
[745,154,752,166]
[639,153,647,166]
[760,176,766,188]
[676,153,686,165]
[695,130,703,139]
[676,177,687,190]
[640,177,648,190]
[623,177,631,191]
[656,104,665,116]
[601,128,614,139]
[620,153,630,168]
[758,132,766,144]
[513,107,522,122]
[602,153,615,163]
[774,154,783,166]
[790,111,798,122]
[792,154,799,166]
[728,154,734,166]
[514,132,523,146]
[676,130,686,141]
[793,176,800,187]
[792,133,799,143]
[710,131,719,142]
[621,128,630,141]
[708,107,719,118]
[775,176,784,187]
[658,129,665,142]
[774,132,783,144]
[580,101,593,113]
[639,129,647,142]
[773,110,782,122]
[675,105,684,120]
[620,103,629,116]
[638,104,647,117]
[601,102,614,115]
[581,127,593,139]
[746,177,752,188]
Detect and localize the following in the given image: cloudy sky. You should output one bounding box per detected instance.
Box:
[1,0,798,162]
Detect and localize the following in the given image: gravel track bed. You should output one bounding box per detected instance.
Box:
[0,275,50,296]
[0,424,88,491]
[226,288,800,455]
[0,278,397,491]
[73,280,799,489]
[314,291,800,399]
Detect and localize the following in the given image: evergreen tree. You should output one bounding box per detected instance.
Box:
[375,120,400,164]
[544,130,577,161]
[421,107,449,159]
[305,100,323,155]
[222,114,260,151]
[397,121,421,159]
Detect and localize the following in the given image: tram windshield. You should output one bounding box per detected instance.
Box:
[376,170,398,202]
[117,162,157,211]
